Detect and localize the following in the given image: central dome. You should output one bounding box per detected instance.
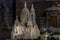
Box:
[20,2,30,24]
[21,1,30,15]
[21,7,30,15]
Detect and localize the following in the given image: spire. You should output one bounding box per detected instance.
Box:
[24,1,27,8]
[31,4,35,11]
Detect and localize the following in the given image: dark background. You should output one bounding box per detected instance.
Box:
[0,0,16,39]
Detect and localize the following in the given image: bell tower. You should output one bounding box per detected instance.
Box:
[30,4,36,24]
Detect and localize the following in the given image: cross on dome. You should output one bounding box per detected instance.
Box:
[24,1,27,8]
[31,4,35,11]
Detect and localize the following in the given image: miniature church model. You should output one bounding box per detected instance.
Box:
[11,2,40,40]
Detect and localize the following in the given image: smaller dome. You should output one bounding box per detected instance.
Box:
[31,4,35,11]
[14,16,20,26]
